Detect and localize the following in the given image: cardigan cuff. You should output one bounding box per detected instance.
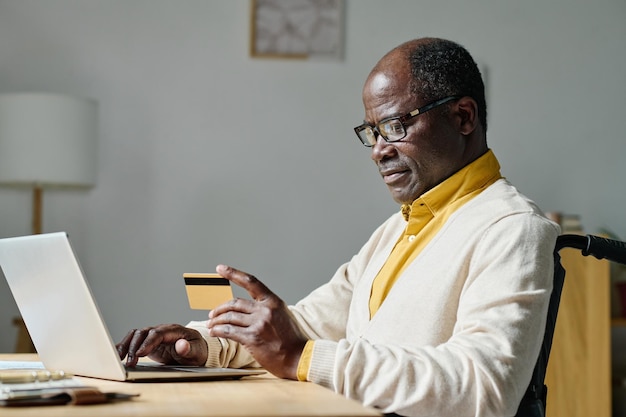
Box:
[307,339,338,389]
[185,320,223,368]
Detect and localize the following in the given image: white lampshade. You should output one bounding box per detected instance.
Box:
[0,93,97,188]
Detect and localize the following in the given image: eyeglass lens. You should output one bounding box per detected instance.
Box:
[357,119,406,146]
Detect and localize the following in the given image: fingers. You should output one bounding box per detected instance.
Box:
[128,327,161,361]
[118,327,164,367]
[115,328,152,367]
[207,305,258,344]
[115,324,207,367]
[216,264,274,302]
[209,265,282,335]
[209,297,255,319]
[116,329,137,361]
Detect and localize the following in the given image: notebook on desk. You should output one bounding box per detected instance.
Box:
[0,232,265,382]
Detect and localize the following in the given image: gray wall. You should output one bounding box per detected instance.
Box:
[0,0,624,353]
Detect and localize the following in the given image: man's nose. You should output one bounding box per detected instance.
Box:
[371,135,395,163]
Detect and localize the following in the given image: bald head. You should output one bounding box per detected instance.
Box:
[367,38,487,132]
[369,38,427,76]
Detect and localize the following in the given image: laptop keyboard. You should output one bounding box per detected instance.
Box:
[126,363,216,373]
[127,364,188,372]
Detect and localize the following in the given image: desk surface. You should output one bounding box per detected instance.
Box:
[1,354,381,417]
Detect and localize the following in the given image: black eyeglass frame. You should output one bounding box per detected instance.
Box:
[353,95,462,147]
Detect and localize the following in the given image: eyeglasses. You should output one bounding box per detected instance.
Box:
[353,96,461,147]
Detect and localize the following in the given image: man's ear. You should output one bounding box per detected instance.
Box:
[454,96,479,135]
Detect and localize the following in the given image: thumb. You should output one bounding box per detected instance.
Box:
[174,338,192,357]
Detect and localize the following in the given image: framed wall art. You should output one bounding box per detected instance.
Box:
[250,0,344,60]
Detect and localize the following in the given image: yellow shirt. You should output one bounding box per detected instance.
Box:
[297,150,502,381]
[369,150,502,317]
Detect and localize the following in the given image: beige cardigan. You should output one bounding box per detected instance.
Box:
[188,178,559,417]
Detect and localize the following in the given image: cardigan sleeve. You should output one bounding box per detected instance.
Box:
[185,320,260,369]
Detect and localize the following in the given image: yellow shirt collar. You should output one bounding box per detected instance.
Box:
[400,150,502,221]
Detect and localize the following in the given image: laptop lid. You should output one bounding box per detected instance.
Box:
[0,232,263,382]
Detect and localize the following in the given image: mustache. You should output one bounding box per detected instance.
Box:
[377,162,408,175]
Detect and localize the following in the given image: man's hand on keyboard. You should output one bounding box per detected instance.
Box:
[116,324,208,367]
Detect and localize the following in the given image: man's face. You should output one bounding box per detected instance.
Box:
[362,71,467,205]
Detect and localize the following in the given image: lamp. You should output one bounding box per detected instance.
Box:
[0,93,98,234]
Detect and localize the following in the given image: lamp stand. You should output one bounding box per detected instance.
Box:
[33,186,43,235]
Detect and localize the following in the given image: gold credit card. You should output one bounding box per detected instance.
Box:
[183,273,233,310]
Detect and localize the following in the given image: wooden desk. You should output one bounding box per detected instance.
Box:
[0,354,381,417]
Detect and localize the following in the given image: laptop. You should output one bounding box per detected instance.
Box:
[0,232,265,382]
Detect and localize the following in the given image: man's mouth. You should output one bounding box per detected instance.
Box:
[380,168,409,184]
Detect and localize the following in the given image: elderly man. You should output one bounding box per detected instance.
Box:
[117,38,559,417]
